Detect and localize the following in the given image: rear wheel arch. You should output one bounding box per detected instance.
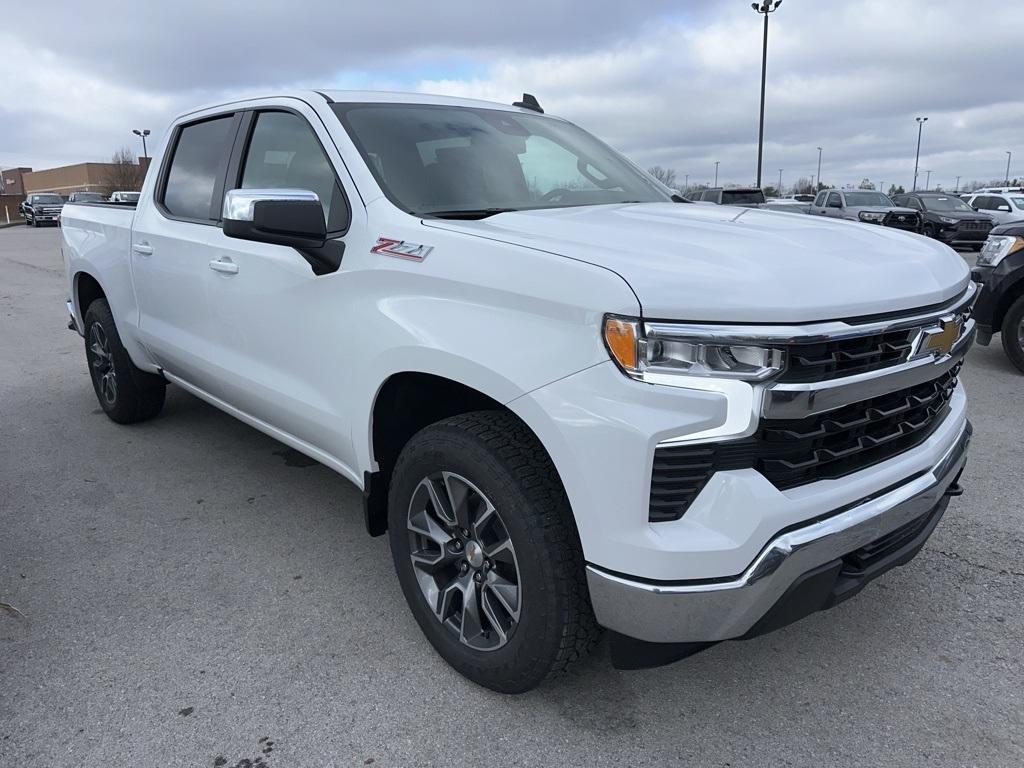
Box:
[74,271,107,320]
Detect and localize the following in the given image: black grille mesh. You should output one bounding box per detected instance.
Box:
[648,366,959,522]
[780,331,916,383]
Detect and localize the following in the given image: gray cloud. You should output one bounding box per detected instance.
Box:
[1,0,1019,192]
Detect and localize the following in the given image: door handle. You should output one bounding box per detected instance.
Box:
[209,258,239,275]
[132,243,154,256]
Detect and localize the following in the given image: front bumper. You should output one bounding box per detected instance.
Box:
[587,419,970,652]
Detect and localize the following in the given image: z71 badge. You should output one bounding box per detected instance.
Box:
[371,237,433,262]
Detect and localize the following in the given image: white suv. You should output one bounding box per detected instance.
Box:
[967,191,1024,225]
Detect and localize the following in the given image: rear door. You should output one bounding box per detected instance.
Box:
[130,112,241,391]
[201,105,360,465]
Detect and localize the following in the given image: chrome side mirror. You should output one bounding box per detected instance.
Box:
[222,189,343,275]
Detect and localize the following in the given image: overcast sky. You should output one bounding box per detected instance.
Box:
[2,0,1020,192]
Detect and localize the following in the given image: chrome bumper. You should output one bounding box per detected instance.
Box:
[586,419,971,644]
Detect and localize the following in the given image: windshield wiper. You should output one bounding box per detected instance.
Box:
[424,208,519,220]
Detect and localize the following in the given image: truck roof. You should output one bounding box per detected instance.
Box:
[177,89,535,124]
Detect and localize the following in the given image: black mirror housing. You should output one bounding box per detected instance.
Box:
[224,199,327,249]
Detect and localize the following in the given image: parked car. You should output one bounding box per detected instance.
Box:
[60,90,974,692]
[892,192,994,249]
[67,191,107,204]
[809,189,921,232]
[966,191,1024,225]
[782,193,816,203]
[971,221,1024,372]
[696,187,766,207]
[19,192,65,226]
[109,191,141,203]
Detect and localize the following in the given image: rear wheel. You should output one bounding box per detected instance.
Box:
[1000,294,1024,374]
[83,298,166,423]
[387,410,600,693]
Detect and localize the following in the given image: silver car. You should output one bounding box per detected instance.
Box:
[809,189,921,233]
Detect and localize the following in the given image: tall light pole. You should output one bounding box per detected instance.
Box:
[879,181,885,194]
[1006,151,1013,186]
[913,117,928,191]
[684,173,689,192]
[816,147,823,190]
[714,161,720,187]
[132,128,151,158]
[752,1,782,189]
[954,175,961,192]
[925,170,932,189]
[777,168,783,193]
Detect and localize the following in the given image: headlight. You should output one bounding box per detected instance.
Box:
[858,211,886,222]
[977,235,1024,267]
[939,216,958,225]
[603,316,786,383]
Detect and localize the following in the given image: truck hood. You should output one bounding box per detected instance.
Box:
[425,202,970,322]
[852,205,917,215]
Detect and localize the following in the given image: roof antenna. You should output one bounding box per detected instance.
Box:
[513,93,544,113]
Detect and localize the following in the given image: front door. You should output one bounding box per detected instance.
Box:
[202,106,360,467]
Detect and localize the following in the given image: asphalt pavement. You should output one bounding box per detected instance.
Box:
[1,225,1022,767]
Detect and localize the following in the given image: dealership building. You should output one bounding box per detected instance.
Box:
[15,158,152,195]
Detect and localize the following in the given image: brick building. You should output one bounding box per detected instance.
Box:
[22,158,151,196]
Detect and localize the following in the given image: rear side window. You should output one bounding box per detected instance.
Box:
[827,192,841,207]
[240,111,349,232]
[162,115,236,221]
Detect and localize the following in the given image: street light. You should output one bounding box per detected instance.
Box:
[925,170,932,190]
[954,175,961,192]
[816,147,823,190]
[751,0,782,189]
[913,117,928,191]
[777,168,783,193]
[684,173,689,192]
[1006,151,1013,186]
[714,161,720,187]
[132,128,151,158]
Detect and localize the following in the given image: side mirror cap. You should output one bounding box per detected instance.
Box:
[222,189,326,247]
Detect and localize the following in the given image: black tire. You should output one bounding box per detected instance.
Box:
[923,223,937,239]
[387,410,600,693]
[1000,294,1024,374]
[83,298,166,423]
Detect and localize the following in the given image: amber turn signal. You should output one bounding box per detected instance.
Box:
[603,316,639,372]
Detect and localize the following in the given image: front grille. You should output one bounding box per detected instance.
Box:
[883,212,919,231]
[959,220,990,231]
[648,366,959,522]
[778,330,916,383]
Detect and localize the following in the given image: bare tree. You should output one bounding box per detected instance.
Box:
[858,178,875,190]
[793,176,815,194]
[100,147,144,194]
[647,165,678,189]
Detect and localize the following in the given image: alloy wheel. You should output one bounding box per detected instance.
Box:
[407,472,522,651]
[89,323,117,405]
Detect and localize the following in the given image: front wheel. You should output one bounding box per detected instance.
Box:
[1000,294,1024,374]
[83,298,167,423]
[923,223,937,239]
[387,411,600,693]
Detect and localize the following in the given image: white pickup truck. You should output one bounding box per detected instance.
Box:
[61,90,975,693]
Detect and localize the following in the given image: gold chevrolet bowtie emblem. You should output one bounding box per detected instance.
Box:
[916,317,962,358]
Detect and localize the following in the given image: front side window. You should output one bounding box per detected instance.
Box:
[240,111,348,232]
[162,115,235,221]
[333,103,668,217]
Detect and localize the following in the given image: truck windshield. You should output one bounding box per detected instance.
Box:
[332,103,669,218]
[922,196,972,212]
[34,194,64,204]
[844,192,893,207]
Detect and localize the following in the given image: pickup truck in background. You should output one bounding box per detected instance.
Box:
[21,192,65,226]
[809,188,921,232]
[60,90,974,693]
[972,221,1024,372]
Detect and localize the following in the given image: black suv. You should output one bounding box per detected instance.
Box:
[892,192,993,249]
[971,221,1024,372]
